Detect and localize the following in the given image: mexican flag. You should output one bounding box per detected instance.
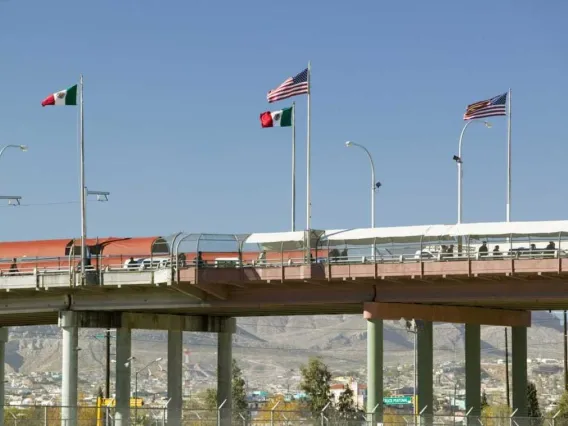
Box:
[41,84,78,107]
[260,107,292,128]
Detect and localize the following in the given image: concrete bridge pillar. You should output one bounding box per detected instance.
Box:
[512,326,528,417]
[465,324,481,418]
[167,330,183,426]
[114,327,131,426]
[59,311,78,426]
[217,318,235,426]
[366,319,383,422]
[0,328,8,426]
[417,321,433,424]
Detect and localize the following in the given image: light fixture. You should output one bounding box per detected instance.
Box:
[86,189,110,202]
[19,145,28,152]
[345,141,353,147]
[0,196,22,206]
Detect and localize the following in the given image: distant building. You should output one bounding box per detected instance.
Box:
[330,379,366,409]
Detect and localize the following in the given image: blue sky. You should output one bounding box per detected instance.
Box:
[0,0,566,241]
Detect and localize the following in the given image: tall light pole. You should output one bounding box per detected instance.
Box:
[453,121,491,223]
[130,357,162,424]
[0,144,26,425]
[563,309,568,391]
[81,189,110,277]
[0,145,27,205]
[345,141,380,259]
[345,141,376,229]
[0,144,27,160]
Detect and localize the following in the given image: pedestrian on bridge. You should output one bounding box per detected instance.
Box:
[8,258,17,275]
[478,242,488,258]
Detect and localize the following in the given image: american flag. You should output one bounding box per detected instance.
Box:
[463,92,507,120]
[267,68,309,103]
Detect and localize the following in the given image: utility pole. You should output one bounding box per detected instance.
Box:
[505,328,510,407]
[564,309,568,390]
[105,329,111,398]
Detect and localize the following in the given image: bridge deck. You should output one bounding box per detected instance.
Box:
[0,255,563,327]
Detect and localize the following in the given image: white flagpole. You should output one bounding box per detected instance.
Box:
[79,75,87,281]
[291,101,296,232]
[306,61,312,261]
[506,88,512,222]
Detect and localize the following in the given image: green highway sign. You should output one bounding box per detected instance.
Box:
[383,396,413,405]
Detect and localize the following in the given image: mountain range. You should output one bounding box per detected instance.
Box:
[6,311,564,391]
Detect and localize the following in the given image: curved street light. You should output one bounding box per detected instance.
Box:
[345,141,377,231]
[0,145,27,159]
[0,144,28,205]
[454,121,491,223]
[132,357,163,422]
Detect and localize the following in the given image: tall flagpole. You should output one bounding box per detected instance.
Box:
[306,62,312,261]
[504,88,512,410]
[79,75,87,282]
[506,88,512,222]
[291,101,296,232]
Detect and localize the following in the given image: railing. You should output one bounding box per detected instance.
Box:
[0,245,565,277]
[1,406,565,426]
[0,250,565,276]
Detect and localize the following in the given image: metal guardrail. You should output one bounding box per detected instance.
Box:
[0,248,564,277]
[0,406,563,426]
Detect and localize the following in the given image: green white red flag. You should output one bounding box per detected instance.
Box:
[260,107,292,128]
[41,84,78,107]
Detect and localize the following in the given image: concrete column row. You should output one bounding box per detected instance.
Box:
[0,315,526,425]
[366,319,383,423]
[60,312,79,426]
[54,313,234,426]
[366,320,528,419]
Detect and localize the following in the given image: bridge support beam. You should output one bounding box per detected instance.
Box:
[217,318,235,426]
[0,328,8,426]
[115,327,132,426]
[512,326,528,417]
[364,302,530,327]
[74,311,238,332]
[465,324,481,419]
[59,311,78,426]
[168,330,183,426]
[417,321,433,424]
[366,319,383,423]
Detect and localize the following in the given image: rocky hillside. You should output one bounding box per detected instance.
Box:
[6,311,564,389]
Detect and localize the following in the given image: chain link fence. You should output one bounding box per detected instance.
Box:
[1,406,566,426]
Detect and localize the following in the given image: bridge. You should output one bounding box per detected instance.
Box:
[0,219,566,425]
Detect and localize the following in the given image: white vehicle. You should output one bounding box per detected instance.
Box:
[214,257,241,267]
[123,257,170,270]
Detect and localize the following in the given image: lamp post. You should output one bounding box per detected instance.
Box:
[80,189,110,277]
[454,121,491,223]
[345,141,380,260]
[131,357,162,424]
[453,380,460,415]
[0,144,27,160]
[0,145,27,205]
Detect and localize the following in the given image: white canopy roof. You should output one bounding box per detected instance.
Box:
[323,220,568,246]
[244,230,327,251]
[453,220,568,239]
[324,224,453,245]
[245,231,306,245]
